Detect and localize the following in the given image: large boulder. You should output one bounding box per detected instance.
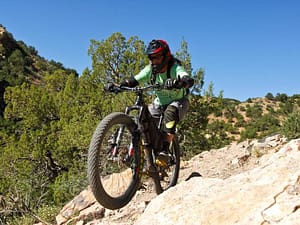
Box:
[135,139,300,225]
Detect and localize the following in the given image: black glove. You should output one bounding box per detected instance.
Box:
[105,82,115,92]
[164,78,182,89]
[165,78,176,89]
[120,80,128,87]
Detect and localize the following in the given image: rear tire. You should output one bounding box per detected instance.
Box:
[87,112,141,209]
[154,137,180,194]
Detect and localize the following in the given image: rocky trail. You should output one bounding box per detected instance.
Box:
[52,134,300,225]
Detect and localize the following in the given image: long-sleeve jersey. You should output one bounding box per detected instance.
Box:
[134,64,190,106]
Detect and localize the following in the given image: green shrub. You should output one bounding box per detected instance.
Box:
[6,216,35,225]
[281,111,300,139]
[240,127,257,140]
[36,205,61,224]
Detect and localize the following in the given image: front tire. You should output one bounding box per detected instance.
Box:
[87,112,141,209]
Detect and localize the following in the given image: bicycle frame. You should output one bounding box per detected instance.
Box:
[111,85,164,160]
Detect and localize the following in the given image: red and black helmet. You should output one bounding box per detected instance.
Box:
[146,39,171,56]
[146,39,171,73]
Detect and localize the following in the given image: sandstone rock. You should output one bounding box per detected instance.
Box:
[55,134,295,225]
[135,139,300,225]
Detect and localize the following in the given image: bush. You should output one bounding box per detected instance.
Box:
[6,216,35,225]
[281,111,300,139]
[245,104,263,118]
[36,205,61,224]
[240,127,257,140]
[265,92,274,100]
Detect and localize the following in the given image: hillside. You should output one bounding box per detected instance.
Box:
[0,24,77,115]
[206,95,300,144]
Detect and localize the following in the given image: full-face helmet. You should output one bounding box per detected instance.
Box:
[146,39,171,73]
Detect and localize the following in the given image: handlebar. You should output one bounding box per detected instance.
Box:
[106,83,164,94]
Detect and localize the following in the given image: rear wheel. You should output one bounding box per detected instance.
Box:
[87,112,141,209]
[154,137,180,193]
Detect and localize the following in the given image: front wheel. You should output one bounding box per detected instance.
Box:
[87,112,141,210]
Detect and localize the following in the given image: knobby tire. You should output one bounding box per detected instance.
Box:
[87,112,141,210]
[154,137,180,194]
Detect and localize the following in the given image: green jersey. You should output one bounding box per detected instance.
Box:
[134,64,189,106]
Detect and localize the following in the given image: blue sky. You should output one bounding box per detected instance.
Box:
[1,0,299,101]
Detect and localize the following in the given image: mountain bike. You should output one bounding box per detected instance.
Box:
[87,83,180,210]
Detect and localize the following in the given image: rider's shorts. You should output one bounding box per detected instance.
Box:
[148,97,189,134]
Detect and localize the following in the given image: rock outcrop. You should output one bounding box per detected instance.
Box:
[136,138,300,225]
[55,134,300,225]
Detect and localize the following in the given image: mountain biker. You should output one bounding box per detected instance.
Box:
[119,39,194,172]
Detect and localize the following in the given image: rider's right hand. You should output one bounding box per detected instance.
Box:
[105,82,115,92]
[120,80,128,87]
[165,78,180,89]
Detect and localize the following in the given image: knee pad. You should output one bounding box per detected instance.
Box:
[163,105,179,134]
